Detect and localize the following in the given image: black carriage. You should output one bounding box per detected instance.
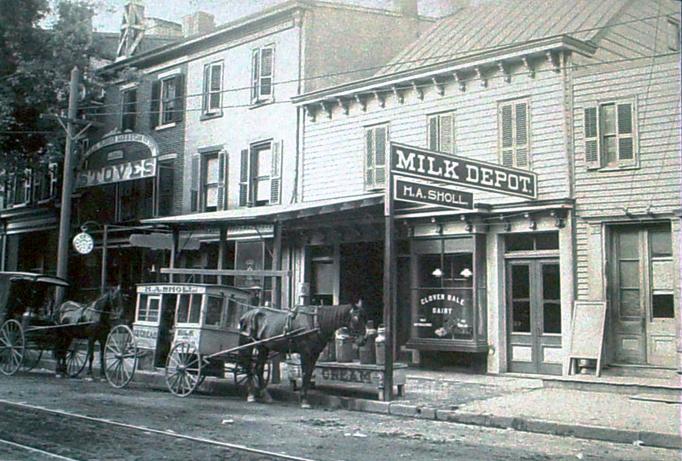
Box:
[0,272,75,375]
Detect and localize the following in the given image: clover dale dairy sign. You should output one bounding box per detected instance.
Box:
[390,143,537,199]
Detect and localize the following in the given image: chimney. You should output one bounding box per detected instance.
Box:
[394,0,419,17]
[441,0,470,16]
[182,11,216,37]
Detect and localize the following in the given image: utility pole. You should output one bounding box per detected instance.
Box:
[382,145,395,402]
[55,66,80,302]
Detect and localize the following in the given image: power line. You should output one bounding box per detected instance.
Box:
[82,51,681,117]
[76,12,679,112]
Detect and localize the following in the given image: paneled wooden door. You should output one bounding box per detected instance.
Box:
[507,259,562,375]
[611,224,676,367]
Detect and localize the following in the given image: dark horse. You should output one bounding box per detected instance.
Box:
[239,302,366,408]
[54,286,126,380]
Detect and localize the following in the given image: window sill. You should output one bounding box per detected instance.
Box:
[249,99,274,110]
[200,112,223,121]
[155,122,177,131]
[592,163,640,172]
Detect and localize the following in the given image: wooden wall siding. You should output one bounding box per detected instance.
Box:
[302,59,570,204]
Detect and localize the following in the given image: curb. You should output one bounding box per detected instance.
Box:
[22,363,682,450]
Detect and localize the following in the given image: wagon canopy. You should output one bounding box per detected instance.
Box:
[0,272,69,320]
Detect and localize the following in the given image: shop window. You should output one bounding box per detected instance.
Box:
[205,296,223,326]
[251,45,274,104]
[652,294,674,319]
[584,100,636,169]
[428,111,455,154]
[510,264,531,333]
[202,62,223,116]
[119,177,154,222]
[235,240,272,305]
[365,124,388,190]
[239,142,282,207]
[650,229,672,257]
[499,99,530,169]
[121,88,137,131]
[506,232,559,253]
[542,264,561,334]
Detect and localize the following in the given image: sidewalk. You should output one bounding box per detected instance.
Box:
[28,360,682,450]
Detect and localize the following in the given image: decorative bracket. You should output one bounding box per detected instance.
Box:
[373,90,386,108]
[304,105,316,122]
[475,67,487,88]
[354,94,367,112]
[453,71,466,91]
[524,212,537,230]
[499,215,512,232]
[546,51,560,73]
[460,215,473,233]
[320,101,332,119]
[392,85,404,104]
[498,62,511,83]
[336,97,349,115]
[550,210,565,229]
[522,56,535,78]
[412,81,424,100]
[432,77,445,96]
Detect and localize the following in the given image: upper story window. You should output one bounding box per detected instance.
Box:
[191,150,226,212]
[1,164,59,210]
[584,99,636,169]
[499,99,530,169]
[428,111,455,154]
[668,19,680,51]
[150,73,184,129]
[239,141,282,207]
[33,163,58,203]
[365,124,388,190]
[121,88,137,132]
[202,62,223,116]
[251,45,274,104]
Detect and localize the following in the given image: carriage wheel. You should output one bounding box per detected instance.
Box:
[165,342,202,397]
[232,350,271,387]
[0,320,25,376]
[65,339,88,378]
[104,325,138,388]
[20,348,43,373]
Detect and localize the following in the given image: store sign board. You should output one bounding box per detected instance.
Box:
[137,284,205,294]
[390,142,537,199]
[394,177,473,210]
[76,158,156,188]
[133,325,158,350]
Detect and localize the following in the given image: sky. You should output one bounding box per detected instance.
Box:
[88,0,454,32]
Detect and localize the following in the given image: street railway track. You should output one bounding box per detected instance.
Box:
[0,398,315,461]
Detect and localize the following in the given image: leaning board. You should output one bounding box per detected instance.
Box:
[568,301,607,376]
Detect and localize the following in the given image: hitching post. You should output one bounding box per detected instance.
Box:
[382,143,395,401]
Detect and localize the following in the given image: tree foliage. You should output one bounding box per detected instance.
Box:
[0,0,101,173]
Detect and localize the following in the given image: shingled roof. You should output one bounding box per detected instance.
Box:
[376,0,627,76]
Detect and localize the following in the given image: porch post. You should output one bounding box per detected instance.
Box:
[100,224,108,294]
[218,226,227,285]
[272,222,282,308]
[169,228,178,283]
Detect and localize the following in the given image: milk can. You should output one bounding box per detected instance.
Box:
[375,325,386,366]
[359,320,377,364]
[335,327,354,363]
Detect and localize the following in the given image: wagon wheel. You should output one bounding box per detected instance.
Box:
[20,348,43,373]
[165,342,202,397]
[65,339,88,378]
[104,325,138,388]
[232,349,271,387]
[0,320,25,376]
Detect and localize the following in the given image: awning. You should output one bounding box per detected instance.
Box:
[141,194,384,228]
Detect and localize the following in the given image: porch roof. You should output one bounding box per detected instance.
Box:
[141,193,384,228]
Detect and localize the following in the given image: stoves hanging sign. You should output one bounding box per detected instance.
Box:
[390,143,537,199]
[76,158,157,188]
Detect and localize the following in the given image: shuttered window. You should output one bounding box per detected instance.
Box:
[121,88,137,131]
[238,141,282,207]
[498,99,530,169]
[155,74,184,126]
[365,124,388,190]
[192,150,227,213]
[427,112,455,154]
[583,100,636,169]
[251,45,274,104]
[202,62,223,115]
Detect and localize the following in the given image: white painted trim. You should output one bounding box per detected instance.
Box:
[157,67,182,80]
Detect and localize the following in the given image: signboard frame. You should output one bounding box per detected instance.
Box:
[568,301,607,377]
[393,176,474,210]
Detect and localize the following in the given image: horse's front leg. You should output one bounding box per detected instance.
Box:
[299,354,315,409]
[85,337,95,381]
[255,347,272,403]
[98,337,106,380]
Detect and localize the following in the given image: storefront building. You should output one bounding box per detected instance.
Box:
[292,0,681,376]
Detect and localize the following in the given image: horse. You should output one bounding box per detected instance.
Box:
[53,286,127,380]
[238,301,366,409]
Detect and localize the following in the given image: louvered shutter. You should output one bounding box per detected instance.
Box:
[150,80,160,129]
[515,103,528,168]
[584,107,600,169]
[48,163,58,199]
[260,47,273,99]
[239,149,249,207]
[365,128,375,188]
[428,116,438,151]
[251,49,259,102]
[375,126,386,186]
[202,65,210,112]
[270,141,282,204]
[217,150,227,210]
[174,74,184,123]
[190,155,199,212]
[617,103,634,161]
[439,113,454,154]
[501,104,514,167]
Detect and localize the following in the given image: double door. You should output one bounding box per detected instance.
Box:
[507,259,562,375]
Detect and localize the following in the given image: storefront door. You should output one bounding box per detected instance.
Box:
[507,259,562,375]
[610,224,676,367]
